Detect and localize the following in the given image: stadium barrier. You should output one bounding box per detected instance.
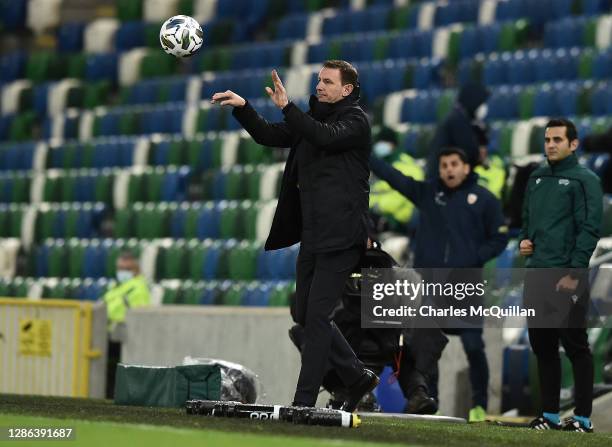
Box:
[0,298,107,398]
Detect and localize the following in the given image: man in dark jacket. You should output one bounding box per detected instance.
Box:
[426,81,490,179]
[370,147,508,420]
[211,60,378,411]
[519,118,603,433]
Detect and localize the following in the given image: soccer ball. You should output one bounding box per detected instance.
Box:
[159,15,203,58]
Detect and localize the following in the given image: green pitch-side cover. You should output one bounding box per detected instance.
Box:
[114,364,221,407]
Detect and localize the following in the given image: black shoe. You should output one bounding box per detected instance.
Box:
[404,389,438,415]
[340,369,379,413]
[562,417,594,433]
[529,416,562,430]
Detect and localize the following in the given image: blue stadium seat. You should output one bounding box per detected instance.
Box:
[57,23,85,52]
[276,13,308,40]
[307,41,332,64]
[170,205,186,238]
[487,86,520,120]
[479,23,502,55]
[594,50,612,79]
[591,82,612,115]
[533,85,557,117]
[0,52,26,82]
[202,241,222,279]
[243,283,272,306]
[413,59,440,89]
[85,53,118,83]
[555,82,579,116]
[34,244,50,277]
[74,174,96,202]
[114,21,146,50]
[161,167,190,201]
[459,26,479,59]
[322,13,348,36]
[167,78,188,102]
[495,0,527,21]
[507,51,534,85]
[33,83,52,117]
[197,204,220,239]
[2,0,27,31]
[82,243,106,278]
[483,56,506,86]
[92,141,119,168]
[583,0,612,14]
[388,32,418,59]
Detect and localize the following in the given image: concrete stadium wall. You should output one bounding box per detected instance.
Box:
[122,306,502,416]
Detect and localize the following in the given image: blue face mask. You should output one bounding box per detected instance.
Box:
[373,141,393,158]
[116,270,134,283]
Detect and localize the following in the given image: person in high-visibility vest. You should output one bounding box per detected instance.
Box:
[369,126,424,233]
[103,251,151,331]
[472,121,506,200]
[102,251,150,398]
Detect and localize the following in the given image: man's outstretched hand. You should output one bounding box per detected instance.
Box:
[265,70,289,109]
[211,90,246,107]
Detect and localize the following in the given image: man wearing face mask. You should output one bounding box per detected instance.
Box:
[102,251,151,397]
[370,147,508,420]
[426,81,490,179]
[370,126,424,233]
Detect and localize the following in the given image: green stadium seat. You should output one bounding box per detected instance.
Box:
[67,54,86,79]
[140,51,176,79]
[242,201,259,240]
[84,81,111,109]
[183,204,200,239]
[268,282,293,307]
[11,175,30,203]
[68,239,86,278]
[578,50,594,79]
[245,165,262,201]
[162,282,181,304]
[221,283,245,305]
[9,112,36,141]
[42,174,61,202]
[48,240,68,277]
[186,239,206,280]
[144,22,163,47]
[134,202,167,238]
[227,240,260,280]
[116,0,142,21]
[237,137,274,165]
[373,35,390,61]
[517,88,535,120]
[94,172,114,204]
[114,208,132,238]
[180,281,203,305]
[219,201,241,239]
[436,91,455,122]
[389,5,415,30]
[584,18,597,47]
[8,205,24,238]
[60,175,78,202]
[157,240,188,279]
[224,166,246,200]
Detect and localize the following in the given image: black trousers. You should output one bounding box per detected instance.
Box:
[524,269,593,417]
[292,245,365,406]
[528,327,593,417]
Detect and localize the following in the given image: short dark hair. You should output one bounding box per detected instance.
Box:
[322,60,359,87]
[438,147,469,163]
[118,250,139,262]
[546,118,578,142]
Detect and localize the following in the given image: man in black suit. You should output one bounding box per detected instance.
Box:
[212,60,378,411]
